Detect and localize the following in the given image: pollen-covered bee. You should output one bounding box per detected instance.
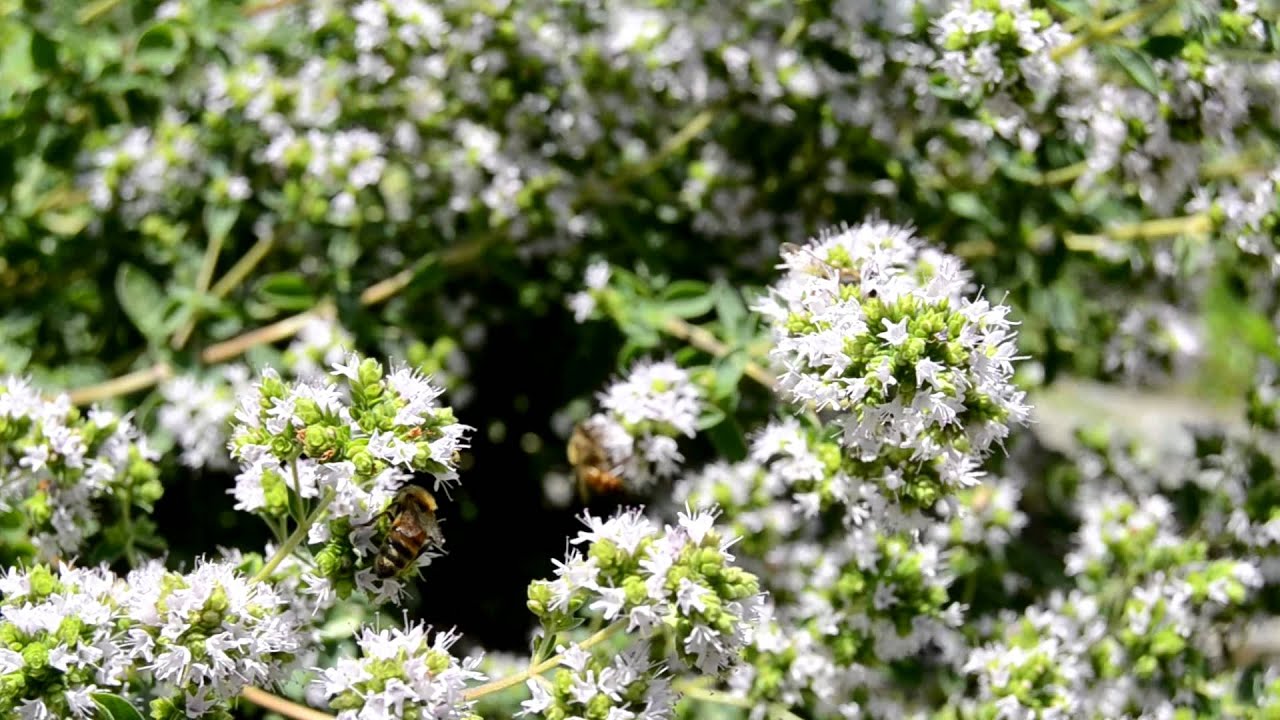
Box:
[567,420,628,501]
[373,485,445,578]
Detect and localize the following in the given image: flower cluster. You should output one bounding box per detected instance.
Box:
[1192,164,1280,269]
[125,559,303,719]
[157,366,251,471]
[568,261,613,324]
[0,564,125,719]
[756,221,1030,508]
[230,352,470,600]
[315,624,484,720]
[933,0,1072,111]
[528,507,763,677]
[575,359,706,492]
[284,317,358,384]
[0,377,161,562]
[0,560,301,720]
[520,643,675,720]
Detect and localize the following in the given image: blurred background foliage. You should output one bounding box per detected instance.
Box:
[1,0,1278,668]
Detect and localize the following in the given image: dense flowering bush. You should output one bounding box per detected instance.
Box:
[2,0,1280,718]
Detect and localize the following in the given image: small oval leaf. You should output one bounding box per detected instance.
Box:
[93,693,145,720]
[255,272,316,311]
[115,264,168,341]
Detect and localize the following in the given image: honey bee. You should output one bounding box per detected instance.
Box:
[373,485,446,578]
[567,420,628,501]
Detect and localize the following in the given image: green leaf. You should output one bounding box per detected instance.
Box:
[713,281,748,341]
[255,272,316,311]
[712,351,750,400]
[704,413,748,461]
[661,279,709,300]
[1109,47,1161,96]
[29,30,56,72]
[662,294,716,319]
[946,192,990,222]
[93,693,145,720]
[1142,34,1185,60]
[696,404,727,431]
[38,207,93,236]
[134,22,188,72]
[115,264,169,341]
[203,205,239,244]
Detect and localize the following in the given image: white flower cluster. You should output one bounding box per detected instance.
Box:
[1064,490,1184,581]
[82,109,208,221]
[0,560,301,719]
[568,260,613,323]
[124,559,303,717]
[230,353,471,600]
[284,317,357,383]
[933,0,1071,101]
[578,359,706,491]
[157,366,251,471]
[0,376,160,561]
[675,418,1000,718]
[1188,164,1280,269]
[756,221,1030,506]
[520,643,676,720]
[965,554,1262,719]
[529,507,763,677]
[315,624,484,720]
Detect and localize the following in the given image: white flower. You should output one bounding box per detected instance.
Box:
[316,624,485,720]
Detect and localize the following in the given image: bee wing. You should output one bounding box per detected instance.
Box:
[413,503,446,548]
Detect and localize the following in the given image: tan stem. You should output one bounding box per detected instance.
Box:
[241,686,333,720]
[210,236,275,299]
[67,363,173,405]
[201,305,330,365]
[1050,0,1176,62]
[660,316,778,390]
[462,621,626,700]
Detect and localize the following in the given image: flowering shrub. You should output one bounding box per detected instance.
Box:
[2,0,1280,718]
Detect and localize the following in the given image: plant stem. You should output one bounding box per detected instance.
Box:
[676,682,805,720]
[251,489,335,584]
[530,628,558,665]
[243,0,299,15]
[1050,0,1176,61]
[76,0,124,23]
[171,231,228,350]
[1037,160,1089,186]
[660,316,777,391]
[241,686,333,720]
[175,233,278,350]
[67,363,173,405]
[678,685,754,709]
[290,457,306,525]
[203,305,332,365]
[462,621,627,700]
[64,235,488,405]
[1064,213,1212,250]
[211,236,275,299]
